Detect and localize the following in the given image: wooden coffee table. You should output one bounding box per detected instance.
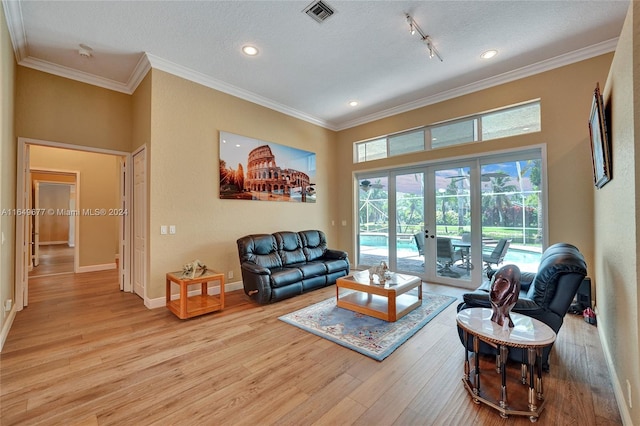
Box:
[336,270,422,322]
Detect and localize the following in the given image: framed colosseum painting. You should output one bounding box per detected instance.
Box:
[219,131,316,203]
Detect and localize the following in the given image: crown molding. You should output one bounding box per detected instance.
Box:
[334,38,618,131]
[18,56,134,94]
[128,53,152,93]
[145,53,333,129]
[2,0,28,63]
[2,0,618,132]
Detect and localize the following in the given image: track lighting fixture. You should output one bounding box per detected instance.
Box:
[406,14,443,62]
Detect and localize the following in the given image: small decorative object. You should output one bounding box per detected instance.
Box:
[583,307,596,325]
[181,259,207,279]
[489,264,521,329]
[369,261,390,285]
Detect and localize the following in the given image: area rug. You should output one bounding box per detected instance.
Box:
[279,292,457,361]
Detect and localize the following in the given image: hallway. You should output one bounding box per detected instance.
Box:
[28,244,74,277]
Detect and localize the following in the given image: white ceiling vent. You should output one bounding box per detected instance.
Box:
[303,1,335,23]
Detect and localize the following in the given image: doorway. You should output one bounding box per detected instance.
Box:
[29,174,78,277]
[15,138,134,310]
[357,161,477,288]
[356,149,545,288]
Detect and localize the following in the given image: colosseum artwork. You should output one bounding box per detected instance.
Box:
[219,131,316,203]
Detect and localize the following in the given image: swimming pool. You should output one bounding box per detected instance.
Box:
[359,243,541,273]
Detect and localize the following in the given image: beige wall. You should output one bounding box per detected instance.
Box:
[132,72,151,151]
[36,183,72,243]
[29,146,120,267]
[0,3,16,330]
[597,2,639,421]
[146,69,338,299]
[335,54,614,277]
[2,8,638,419]
[15,67,132,152]
[30,172,77,245]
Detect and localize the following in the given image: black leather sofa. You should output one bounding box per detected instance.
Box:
[457,242,587,370]
[236,230,349,304]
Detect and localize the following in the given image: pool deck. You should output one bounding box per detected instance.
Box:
[358,244,541,278]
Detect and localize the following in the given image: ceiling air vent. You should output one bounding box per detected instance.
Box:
[303,0,335,23]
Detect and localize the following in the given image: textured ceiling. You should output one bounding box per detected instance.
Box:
[2,0,630,130]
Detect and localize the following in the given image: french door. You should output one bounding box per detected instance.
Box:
[356,150,544,287]
[357,161,479,287]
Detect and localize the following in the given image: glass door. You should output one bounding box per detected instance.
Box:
[430,165,475,285]
[357,175,389,268]
[357,164,477,287]
[393,169,425,276]
[356,150,544,284]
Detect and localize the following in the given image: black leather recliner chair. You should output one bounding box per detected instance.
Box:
[457,242,588,370]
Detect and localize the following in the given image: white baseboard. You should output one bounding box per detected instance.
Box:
[146,280,244,309]
[0,305,17,353]
[77,263,117,273]
[597,316,634,425]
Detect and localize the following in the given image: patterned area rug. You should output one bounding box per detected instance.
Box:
[279,292,457,361]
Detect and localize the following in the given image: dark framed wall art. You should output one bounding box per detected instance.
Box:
[588,83,612,189]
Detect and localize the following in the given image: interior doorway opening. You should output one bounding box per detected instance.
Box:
[29,173,78,277]
[15,138,133,310]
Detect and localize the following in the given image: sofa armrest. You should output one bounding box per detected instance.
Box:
[462,291,492,309]
[462,292,544,315]
[241,262,271,275]
[240,262,272,304]
[519,272,536,292]
[324,249,348,260]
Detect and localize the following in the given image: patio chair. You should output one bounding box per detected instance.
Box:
[437,237,463,278]
[413,232,424,256]
[482,238,510,273]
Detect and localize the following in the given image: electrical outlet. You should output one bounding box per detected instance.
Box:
[4,299,12,311]
[228,270,233,279]
[627,379,632,408]
[160,225,168,235]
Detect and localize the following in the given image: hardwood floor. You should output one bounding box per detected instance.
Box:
[28,244,74,277]
[1,271,622,425]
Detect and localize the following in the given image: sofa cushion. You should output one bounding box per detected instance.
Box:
[295,261,327,278]
[299,229,327,261]
[237,234,282,269]
[324,258,349,273]
[275,231,307,266]
[270,267,304,288]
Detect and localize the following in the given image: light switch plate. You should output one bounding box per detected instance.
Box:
[169,225,176,234]
[160,225,168,235]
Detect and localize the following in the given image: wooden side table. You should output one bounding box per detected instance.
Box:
[456,307,556,422]
[166,270,225,319]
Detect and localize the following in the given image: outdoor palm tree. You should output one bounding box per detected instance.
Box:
[487,175,518,226]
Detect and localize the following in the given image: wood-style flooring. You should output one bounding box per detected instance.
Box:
[0,270,622,425]
[28,244,74,277]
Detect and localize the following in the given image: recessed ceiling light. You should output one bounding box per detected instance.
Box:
[349,101,359,107]
[242,45,259,56]
[481,50,498,59]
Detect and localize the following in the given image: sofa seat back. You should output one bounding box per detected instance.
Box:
[526,243,587,317]
[299,229,328,261]
[237,234,282,269]
[275,231,307,266]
